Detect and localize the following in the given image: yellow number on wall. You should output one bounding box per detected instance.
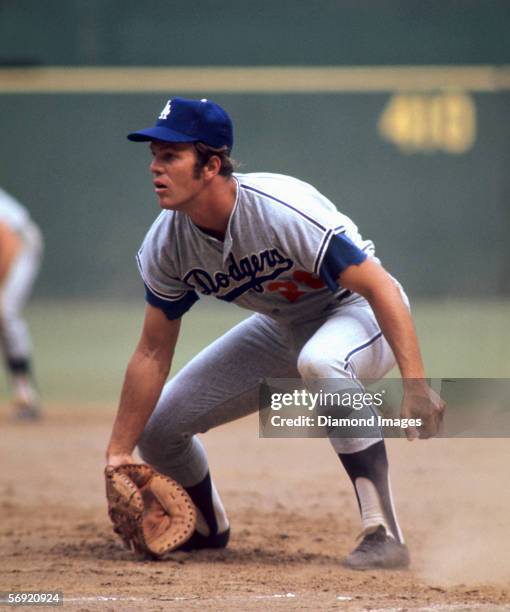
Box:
[378,92,476,154]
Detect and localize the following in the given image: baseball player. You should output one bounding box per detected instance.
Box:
[0,187,43,419]
[106,97,444,569]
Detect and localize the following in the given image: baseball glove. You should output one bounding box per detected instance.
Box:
[104,464,197,558]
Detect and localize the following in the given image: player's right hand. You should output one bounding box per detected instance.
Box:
[400,381,445,441]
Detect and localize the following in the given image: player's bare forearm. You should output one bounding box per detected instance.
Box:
[106,349,171,461]
[360,281,425,383]
[339,259,445,438]
[338,259,425,383]
[106,305,181,464]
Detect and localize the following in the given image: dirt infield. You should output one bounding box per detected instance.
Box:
[1,404,509,611]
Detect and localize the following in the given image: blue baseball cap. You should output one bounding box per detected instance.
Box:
[127,97,234,150]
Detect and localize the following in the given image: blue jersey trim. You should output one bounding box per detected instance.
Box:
[144,284,199,320]
[313,229,333,275]
[362,242,375,254]
[136,253,191,301]
[240,184,327,231]
[318,233,367,292]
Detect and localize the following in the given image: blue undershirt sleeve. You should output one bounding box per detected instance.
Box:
[319,233,367,292]
[144,283,199,320]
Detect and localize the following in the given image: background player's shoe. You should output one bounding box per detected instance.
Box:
[14,400,41,420]
[342,525,410,570]
[13,383,41,420]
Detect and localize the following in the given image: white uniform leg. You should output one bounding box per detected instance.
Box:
[297,297,396,454]
[138,313,298,485]
[138,312,298,543]
[296,296,406,542]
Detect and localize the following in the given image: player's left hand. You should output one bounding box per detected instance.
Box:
[106,453,137,468]
[105,463,197,558]
[400,381,445,441]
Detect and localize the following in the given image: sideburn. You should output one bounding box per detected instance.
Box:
[192,161,205,180]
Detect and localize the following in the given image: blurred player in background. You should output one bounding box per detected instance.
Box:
[0,187,43,419]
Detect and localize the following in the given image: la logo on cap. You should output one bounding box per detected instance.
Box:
[159,100,172,120]
[128,96,234,149]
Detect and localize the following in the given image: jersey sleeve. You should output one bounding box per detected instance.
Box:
[136,216,199,320]
[318,231,367,291]
[275,208,367,293]
[143,281,199,320]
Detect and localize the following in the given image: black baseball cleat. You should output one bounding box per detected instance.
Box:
[342,525,410,570]
[177,528,230,551]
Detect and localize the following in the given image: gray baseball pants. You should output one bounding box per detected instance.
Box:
[138,295,398,487]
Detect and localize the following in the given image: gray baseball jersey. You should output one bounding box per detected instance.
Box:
[136,173,377,322]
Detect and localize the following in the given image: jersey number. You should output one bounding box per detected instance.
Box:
[268,270,325,303]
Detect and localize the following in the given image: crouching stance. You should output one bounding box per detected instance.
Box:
[105,97,444,568]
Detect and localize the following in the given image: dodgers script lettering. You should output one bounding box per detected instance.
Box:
[183,249,294,301]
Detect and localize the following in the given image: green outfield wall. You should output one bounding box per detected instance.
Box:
[1,0,510,66]
[1,1,509,299]
[1,90,508,299]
